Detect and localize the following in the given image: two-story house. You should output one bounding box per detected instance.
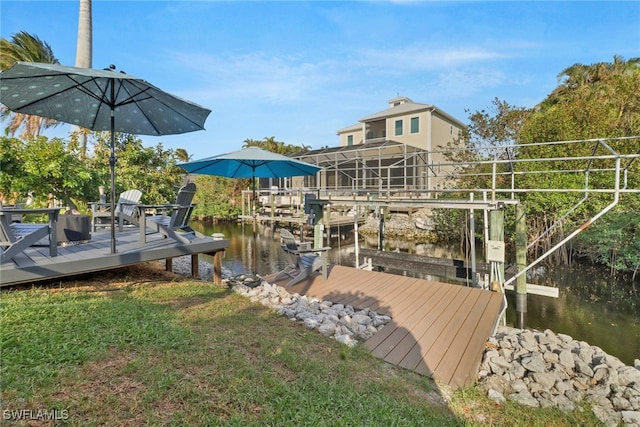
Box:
[290,97,466,196]
[337,96,465,152]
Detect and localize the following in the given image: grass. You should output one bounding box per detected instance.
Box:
[1,264,603,426]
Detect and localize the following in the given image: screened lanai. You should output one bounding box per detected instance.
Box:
[261,140,452,196]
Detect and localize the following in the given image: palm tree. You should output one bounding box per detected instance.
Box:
[549,56,640,104]
[175,148,191,162]
[74,0,92,154]
[0,31,59,138]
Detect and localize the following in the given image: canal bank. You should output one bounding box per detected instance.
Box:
[193,221,639,366]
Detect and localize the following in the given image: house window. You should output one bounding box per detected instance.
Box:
[450,125,454,135]
[395,119,403,136]
[411,117,419,133]
[347,135,353,146]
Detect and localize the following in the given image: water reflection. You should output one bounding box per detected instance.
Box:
[194,221,639,365]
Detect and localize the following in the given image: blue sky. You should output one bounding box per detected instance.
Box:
[1,1,639,160]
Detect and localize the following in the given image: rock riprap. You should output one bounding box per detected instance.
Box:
[479,326,640,426]
[231,280,392,347]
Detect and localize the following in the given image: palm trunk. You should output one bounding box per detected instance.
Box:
[74,0,92,154]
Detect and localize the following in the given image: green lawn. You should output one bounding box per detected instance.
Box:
[0,264,601,426]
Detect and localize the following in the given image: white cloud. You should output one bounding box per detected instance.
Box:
[172,51,346,105]
[355,45,507,72]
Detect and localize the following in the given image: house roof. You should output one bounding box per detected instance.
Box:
[336,123,362,134]
[359,100,433,122]
[290,139,408,158]
[336,98,467,135]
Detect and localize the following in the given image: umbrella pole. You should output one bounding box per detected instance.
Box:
[252,174,257,274]
[109,82,117,254]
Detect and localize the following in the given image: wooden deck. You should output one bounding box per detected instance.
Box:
[0,228,228,287]
[267,265,504,388]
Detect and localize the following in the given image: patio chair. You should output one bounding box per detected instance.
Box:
[90,189,142,232]
[0,209,55,264]
[274,228,331,287]
[143,183,198,243]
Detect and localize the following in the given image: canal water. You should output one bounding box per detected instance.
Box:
[194,221,639,366]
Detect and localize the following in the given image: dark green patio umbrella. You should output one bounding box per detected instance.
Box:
[0,61,211,253]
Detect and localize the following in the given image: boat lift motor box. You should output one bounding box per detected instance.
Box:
[304,194,331,248]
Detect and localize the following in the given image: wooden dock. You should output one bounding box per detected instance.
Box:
[0,228,228,287]
[267,265,504,388]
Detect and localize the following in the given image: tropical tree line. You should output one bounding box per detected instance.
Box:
[437,56,640,278]
[0,133,186,211]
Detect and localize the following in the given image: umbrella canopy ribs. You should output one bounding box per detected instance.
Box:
[0,62,211,253]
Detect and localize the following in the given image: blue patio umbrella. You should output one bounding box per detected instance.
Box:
[0,62,210,253]
[178,146,321,203]
[178,146,322,273]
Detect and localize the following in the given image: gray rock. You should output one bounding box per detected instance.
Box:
[335,334,356,347]
[605,355,626,370]
[573,356,595,377]
[577,343,595,366]
[490,355,512,371]
[511,379,528,393]
[592,405,621,427]
[554,379,573,395]
[558,349,575,371]
[618,366,640,387]
[622,410,640,425]
[481,373,511,395]
[612,396,632,411]
[531,372,557,390]
[543,351,559,364]
[550,393,576,412]
[565,389,585,403]
[511,361,527,380]
[508,390,540,407]
[318,322,337,336]
[487,389,506,404]
[303,317,321,329]
[521,352,546,373]
[352,313,372,326]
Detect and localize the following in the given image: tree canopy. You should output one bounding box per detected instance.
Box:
[447,56,640,274]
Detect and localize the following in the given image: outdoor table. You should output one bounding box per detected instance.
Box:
[0,207,60,257]
[57,214,91,244]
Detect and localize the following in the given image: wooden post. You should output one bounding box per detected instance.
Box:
[515,203,527,329]
[324,203,331,247]
[242,192,246,220]
[270,191,275,221]
[213,250,223,285]
[378,206,386,250]
[191,254,198,278]
[205,250,224,285]
[309,203,324,249]
[165,258,173,272]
